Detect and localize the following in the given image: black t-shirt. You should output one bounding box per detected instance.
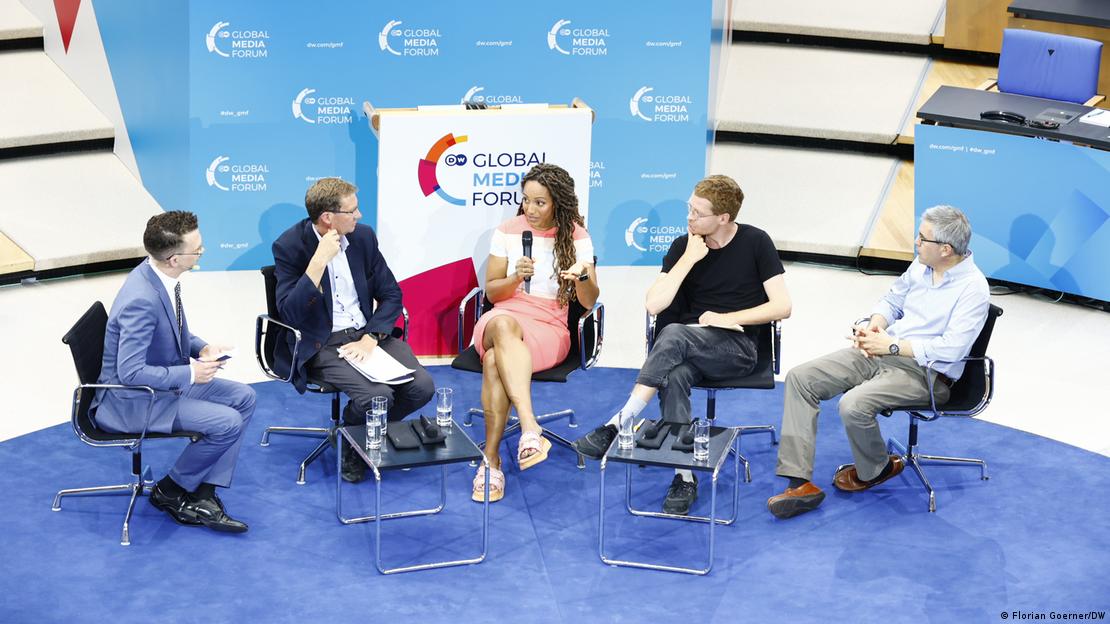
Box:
[660,224,785,326]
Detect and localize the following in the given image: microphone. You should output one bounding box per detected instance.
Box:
[521,230,533,294]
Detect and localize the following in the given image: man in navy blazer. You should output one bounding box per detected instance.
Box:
[94,211,254,532]
[272,178,433,482]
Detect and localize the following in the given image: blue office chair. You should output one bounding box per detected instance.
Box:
[981,29,1104,106]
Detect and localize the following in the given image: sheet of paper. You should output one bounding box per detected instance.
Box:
[1078,109,1110,128]
[339,346,415,385]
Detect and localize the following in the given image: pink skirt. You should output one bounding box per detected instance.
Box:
[472,293,569,373]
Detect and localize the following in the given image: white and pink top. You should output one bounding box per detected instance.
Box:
[489,214,594,300]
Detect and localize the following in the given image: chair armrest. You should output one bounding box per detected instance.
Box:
[578,302,605,370]
[919,355,995,420]
[255,314,301,384]
[976,78,998,91]
[771,319,782,375]
[645,312,657,354]
[1083,94,1106,107]
[400,307,410,342]
[457,287,484,353]
[73,383,158,449]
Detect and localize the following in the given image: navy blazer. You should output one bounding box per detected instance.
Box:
[92,260,207,434]
[271,219,403,393]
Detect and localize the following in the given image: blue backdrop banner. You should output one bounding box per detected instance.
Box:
[95,0,722,271]
[916,124,1110,301]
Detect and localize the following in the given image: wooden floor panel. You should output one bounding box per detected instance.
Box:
[898,60,997,144]
[0,232,33,275]
[861,160,915,261]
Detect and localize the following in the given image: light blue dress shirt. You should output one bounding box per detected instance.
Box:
[872,253,990,380]
[312,227,368,332]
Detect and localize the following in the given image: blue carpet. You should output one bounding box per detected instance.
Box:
[2,366,1108,623]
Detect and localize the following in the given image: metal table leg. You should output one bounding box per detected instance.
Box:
[598,437,740,575]
[334,441,489,574]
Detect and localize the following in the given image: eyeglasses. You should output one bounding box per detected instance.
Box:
[686,204,717,220]
[166,246,205,261]
[915,233,945,246]
[327,208,358,215]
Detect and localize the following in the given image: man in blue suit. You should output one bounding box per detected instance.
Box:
[94,211,254,533]
[272,178,433,482]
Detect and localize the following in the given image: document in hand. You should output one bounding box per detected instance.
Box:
[338,347,415,385]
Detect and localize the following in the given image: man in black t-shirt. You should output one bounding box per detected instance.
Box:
[574,175,792,515]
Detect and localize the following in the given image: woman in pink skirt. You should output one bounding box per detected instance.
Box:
[470,163,599,502]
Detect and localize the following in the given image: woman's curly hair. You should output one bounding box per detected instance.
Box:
[517,163,585,307]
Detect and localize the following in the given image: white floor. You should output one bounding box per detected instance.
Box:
[2,262,1107,457]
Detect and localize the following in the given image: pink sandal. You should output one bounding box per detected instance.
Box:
[517,430,551,471]
[472,465,505,503]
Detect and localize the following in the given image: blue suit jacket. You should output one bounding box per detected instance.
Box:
[271,219,403,393]
[92,260,206,434]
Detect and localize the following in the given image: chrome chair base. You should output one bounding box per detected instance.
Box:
[52,465,155,546]
[260,425,333,485]
[887,437,989,513]
[732,424,778,483]
[464,408,585,469]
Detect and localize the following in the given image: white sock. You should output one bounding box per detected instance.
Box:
[606,395,648,426]
[676,469,695,483]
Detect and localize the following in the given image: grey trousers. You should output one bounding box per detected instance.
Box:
[775,348,950,482]
[635,324,757,425]
[306,329,435,425]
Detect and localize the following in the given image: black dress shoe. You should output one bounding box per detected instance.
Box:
[188,495,249,533]
[341,439,367,483]
[149,483,202,526]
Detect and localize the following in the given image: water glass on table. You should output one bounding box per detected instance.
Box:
[618,410,635,450]
[435,387,453,427]
[692,418,710,462]
[366,396,388,450]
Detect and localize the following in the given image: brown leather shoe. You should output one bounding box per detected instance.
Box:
[767,482,826,519]
[833,455,905,492]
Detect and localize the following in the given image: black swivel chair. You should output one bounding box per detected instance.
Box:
[254,265,408,484]
[451,287,604,469]
[646,315,781,482]
[877,304,1003,512]
[54,302,200,546]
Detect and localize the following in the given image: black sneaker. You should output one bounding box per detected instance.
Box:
[341,439,367,483]
[573,424,617,460]
[662,474,698,515]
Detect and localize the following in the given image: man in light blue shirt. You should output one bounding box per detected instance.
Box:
[768,205,990,519]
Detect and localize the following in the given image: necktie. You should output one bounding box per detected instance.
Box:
[174,282,184,334]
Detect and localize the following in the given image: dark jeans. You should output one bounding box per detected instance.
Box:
[635,324,757,424]
[306,328,435,425]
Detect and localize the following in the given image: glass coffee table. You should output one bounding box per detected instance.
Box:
[336,422,490,574]
[598,424,740,575]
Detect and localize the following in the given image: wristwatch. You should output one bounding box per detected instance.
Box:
[888,341,900,356]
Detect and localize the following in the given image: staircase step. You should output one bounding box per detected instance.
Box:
[734,0,945,45]
[712,142,897,258]
[0,0,42,41]
[719,43,929,145]
[0,151,161,271]
[0,50,113,150]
